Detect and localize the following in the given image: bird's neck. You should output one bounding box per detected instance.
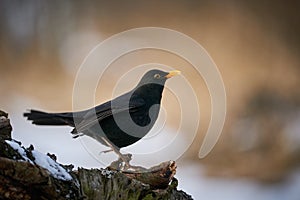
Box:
[134,83,164,104]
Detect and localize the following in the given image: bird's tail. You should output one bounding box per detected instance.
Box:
[24,109,74,126]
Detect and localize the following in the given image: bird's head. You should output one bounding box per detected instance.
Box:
[134,69,181,102]
[137,69,181,87]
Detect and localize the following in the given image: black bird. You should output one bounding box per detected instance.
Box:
[24,69,180,167]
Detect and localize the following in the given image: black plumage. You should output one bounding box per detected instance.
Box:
[24,69,180,165]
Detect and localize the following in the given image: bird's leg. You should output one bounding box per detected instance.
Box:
[100,136,132,168]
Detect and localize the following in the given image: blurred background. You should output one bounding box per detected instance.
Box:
[1,1,300,199]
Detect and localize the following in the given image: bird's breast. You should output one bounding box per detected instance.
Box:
[130,104,160,127]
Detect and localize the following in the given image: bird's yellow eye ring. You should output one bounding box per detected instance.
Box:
[154,74,161,79]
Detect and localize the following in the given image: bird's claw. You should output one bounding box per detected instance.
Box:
[99,149,113,154]
[119,153,132,168]
[108,153,134,171]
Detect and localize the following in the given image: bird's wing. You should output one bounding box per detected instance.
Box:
[72,93,145,133]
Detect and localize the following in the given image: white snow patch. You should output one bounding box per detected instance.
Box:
[5,140,33,163]
[101,169,114,179]
[5,140,72,181]
[32,150,72,181]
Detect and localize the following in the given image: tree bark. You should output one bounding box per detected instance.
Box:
[0,110,193,200]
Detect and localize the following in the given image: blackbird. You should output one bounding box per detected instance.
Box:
[24,69,180,167]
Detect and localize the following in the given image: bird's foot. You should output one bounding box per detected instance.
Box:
[118,153,132,169]
[99,136,139,170]
[108,153,134,171]
[108,153,147,172]
[121,153,132,162]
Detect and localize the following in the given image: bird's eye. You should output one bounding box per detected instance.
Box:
[154,74,161,79]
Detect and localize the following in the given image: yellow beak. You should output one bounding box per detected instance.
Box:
[165,70,181,79]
